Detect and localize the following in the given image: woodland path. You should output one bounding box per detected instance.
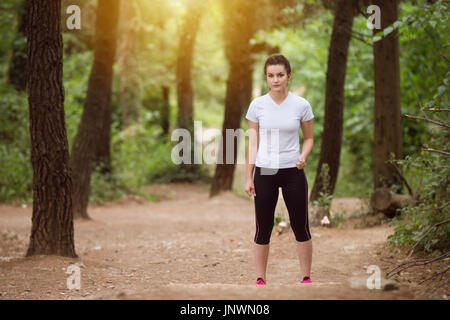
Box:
[0,182,444,300]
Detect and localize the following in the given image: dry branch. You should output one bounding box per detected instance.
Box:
[418,266,450,285]
[386,252,450,278]
[422,148,450,157]
[428,108,450,112]
[390,161,415,198]
[404,114,450,129]
[406,218,450,259]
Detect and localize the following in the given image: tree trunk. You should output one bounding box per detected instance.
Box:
[161,85,170,136]
[310,0,357,202]
[175,0,203,178]
[7,0,28,91]
[157,19,170,137]
[70,0,119,219]
[210,0,256,196]
[372,0,403,190]
[118,0,141,128]
[26,0,76,257]
[95,108,112,175]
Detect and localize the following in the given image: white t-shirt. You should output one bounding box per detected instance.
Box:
[245,91,314,169]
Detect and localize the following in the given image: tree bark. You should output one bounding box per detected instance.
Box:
[175,0,204,178]
[210,0,256,196]
[26,0,76,257]
[372,0,403,190]
[118,0,141,128]
[70,0,119,219]
[310,0,357,202]
[7,0,28,91]
[157,19,170,137]
[161,85,170,136]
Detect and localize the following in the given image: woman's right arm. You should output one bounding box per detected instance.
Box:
[245,120,259,196]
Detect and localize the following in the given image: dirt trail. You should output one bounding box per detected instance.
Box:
[0,183,444,300]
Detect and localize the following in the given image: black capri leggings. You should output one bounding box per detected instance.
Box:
[253,166,311,245]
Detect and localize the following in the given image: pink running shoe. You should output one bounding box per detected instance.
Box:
[301,276,312,283]
[255,278,266,285]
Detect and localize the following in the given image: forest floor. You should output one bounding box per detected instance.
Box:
[0,182,448,300]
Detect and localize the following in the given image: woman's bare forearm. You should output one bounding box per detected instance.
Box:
[300,138,314,159]
[246,141,258,181]
[246,126,258,181]
[246,157,255,181]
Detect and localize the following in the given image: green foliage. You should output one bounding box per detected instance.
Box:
[0,0,448,208]
[88,165,127,204]
[0,143,32,203]
[387,112,449,253]
[399,0,449,156]
[274,210,286,227]
[110,123,178,193]
[62,36,92,147]
[0,82,31,203]
[385,0,449,254]
[192,3,227,129]
[329,210,346,228]
[0,0,19,76]
[387,155,450,253]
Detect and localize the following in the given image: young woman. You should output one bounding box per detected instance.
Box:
[244,54,314,285]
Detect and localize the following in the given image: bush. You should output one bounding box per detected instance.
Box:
[89,165,127,204]
[0,144,32,203]
[387,153,449,254]
[0,84,32,203]
[110,123,178,193]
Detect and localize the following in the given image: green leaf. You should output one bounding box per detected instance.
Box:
[372,35,382,42]
[384,26,394,36]
[433,11,442,19]
[374,31,383,38]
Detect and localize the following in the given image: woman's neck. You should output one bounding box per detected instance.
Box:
[269,89,289,102]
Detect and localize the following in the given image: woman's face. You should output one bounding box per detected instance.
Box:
[265,64,291,92]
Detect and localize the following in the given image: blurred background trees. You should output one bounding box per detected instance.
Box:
[0,0,448,254]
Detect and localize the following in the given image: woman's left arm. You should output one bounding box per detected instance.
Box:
[296,120,314,169]
[300,120,314,159]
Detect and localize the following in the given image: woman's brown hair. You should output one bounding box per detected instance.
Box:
[263,54,291,76]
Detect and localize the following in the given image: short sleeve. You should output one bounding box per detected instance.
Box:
[301,100,314,122]
[245,100,258,123]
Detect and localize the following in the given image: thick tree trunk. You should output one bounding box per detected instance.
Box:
[95,107,112,175]
[8,0,28,91]
[210,0,256,196]
[161,85,170,136]
[310,0,357,202]
[157,19,170,137]
[175,0,203,178]
[26,0,76,257]
[70,0,119,219]
[210,68,250,195]
[118,0,141,128]
[372,0,403,190]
